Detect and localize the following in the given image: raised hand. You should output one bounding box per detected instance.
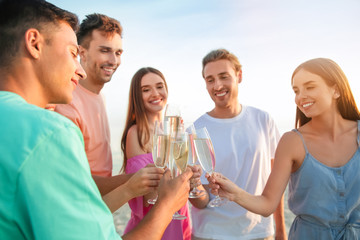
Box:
[127,164,165,198]
[206,172,240,202]
[102,165,165,213]
[188,165,202,189]
[157,168,192,213]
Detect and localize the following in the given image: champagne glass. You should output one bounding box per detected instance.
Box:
[184,122,205,198]
[193,127,228,207]
[168,125,188,220]
[148,120,170,204]
[164,103,181,119]
[164,104,182,135]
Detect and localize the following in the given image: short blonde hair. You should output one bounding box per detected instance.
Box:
[202,49,242,78]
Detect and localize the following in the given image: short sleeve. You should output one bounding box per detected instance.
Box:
[55,103,83,131]
[15,125,121,240]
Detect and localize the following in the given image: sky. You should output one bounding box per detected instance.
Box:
[51,0,360,161]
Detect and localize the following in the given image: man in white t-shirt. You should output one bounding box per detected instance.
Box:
[189,49,287,240]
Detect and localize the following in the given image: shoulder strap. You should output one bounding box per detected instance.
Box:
[292,129,309,153]
[357,120,360,147]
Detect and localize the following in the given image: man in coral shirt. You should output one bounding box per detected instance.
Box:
[56,13,161,197]
[0,0,192,238]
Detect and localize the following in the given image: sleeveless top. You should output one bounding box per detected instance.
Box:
[123,153,191,240]
[288,120,360,240]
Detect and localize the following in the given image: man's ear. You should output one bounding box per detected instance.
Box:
[237,69,242,84]
[79,45,86,61]
[24,28,43,59]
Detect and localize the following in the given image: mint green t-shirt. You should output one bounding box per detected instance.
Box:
[0,92,121,240]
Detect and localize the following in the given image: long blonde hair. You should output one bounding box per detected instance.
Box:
[120,67,168,173]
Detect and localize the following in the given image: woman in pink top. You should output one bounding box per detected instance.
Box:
[121,67,192,240]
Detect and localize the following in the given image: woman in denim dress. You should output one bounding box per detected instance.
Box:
[207,58,360,239]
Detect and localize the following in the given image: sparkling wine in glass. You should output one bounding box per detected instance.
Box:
[148,121,170,204]
[168,126,188,220]
[172,132,188,173]
[164,104,182,134]
[193,127,228,207]
[184,122,205,198]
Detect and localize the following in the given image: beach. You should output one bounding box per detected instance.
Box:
[113,204,131,235]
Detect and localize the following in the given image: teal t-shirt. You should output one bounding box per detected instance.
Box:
[0,92,121,240]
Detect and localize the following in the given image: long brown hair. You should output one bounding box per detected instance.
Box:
[292,58,360,128]
[120,67,168,173]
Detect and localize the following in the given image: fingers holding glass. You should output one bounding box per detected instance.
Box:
[193,127,228,207]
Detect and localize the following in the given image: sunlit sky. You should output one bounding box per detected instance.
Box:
[51,0,360,158]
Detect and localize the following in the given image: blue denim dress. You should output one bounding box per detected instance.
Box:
[288,121,360,240]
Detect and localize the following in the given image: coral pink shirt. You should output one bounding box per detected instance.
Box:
[55,84,112,177]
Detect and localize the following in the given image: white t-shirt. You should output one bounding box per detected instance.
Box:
[192,105,280,240]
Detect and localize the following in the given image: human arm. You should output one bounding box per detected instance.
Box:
[122,168,192,240]
[92,165,162,198]
[102,166,164,213]
[92,174,132,196]
[271,159,287,240]
[274,195,287,240]
[92,165,163,198]
[208,131,299,217]
[125,125,160,205]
